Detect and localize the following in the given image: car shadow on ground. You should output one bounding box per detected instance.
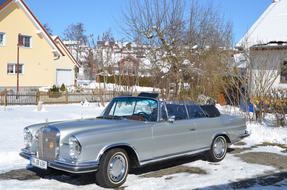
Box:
[130,154,207,177]
[0,154,207,186]
[0,148,259,187]
[199,171,287,189]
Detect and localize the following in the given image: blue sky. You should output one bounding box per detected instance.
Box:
[24,0,271,43]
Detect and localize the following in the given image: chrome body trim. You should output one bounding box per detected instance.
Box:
[96,143,140,163]
[140,147,210,166]
[19,151,98,174]
[36,126,60,161]
[211,131,230,142]
[49,160,98,174]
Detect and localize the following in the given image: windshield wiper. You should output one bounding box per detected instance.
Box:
[97,115,122,120]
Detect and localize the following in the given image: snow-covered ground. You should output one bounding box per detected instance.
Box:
[0,103,105,174]
[217,104,287,147]
[0,103,286,190]
[77,80,160,93]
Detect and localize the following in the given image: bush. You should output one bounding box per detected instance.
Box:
[49,85,60,93]
[98,75,154,87]
[48,85,61,98]
[60,84,66,92]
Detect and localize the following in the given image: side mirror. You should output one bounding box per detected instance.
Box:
[168,115,175,123]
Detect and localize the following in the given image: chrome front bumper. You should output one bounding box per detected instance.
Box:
[20,150,98,174]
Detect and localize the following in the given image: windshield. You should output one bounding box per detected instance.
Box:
[100,97,158,122]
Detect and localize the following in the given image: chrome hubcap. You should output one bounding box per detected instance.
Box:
[108,153,127,183]
[213,137,226,159]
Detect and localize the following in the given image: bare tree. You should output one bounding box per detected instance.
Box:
[234,38,287,123]
[123,0,233,100]
[63,23,90,80]
[43,23,53,36]
[63,23,88,63]
[123,0,186,97]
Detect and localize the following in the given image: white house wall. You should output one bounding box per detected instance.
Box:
[250,48,287,95]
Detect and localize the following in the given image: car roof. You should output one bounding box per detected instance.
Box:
[113,96,199,106]
[114,96,159,102]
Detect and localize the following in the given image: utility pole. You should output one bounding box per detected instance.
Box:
[16,33,22,97]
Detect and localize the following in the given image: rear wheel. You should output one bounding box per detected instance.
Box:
[95,148,129,188]
[207,136,228,162]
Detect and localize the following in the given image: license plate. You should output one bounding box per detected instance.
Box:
[31,157,48,170]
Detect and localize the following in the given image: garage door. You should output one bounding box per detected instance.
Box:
[56,69,73,86]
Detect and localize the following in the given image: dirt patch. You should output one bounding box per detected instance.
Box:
[141,166,207,178]
[0,168,96,185]
[0,169,40,180]
[237,152,287,171]
[229,147,253,154]
[234,141,247,146]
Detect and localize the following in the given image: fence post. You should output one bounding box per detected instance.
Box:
[65,91,68,104]
[36,90,40,104]
[4,89,7,106]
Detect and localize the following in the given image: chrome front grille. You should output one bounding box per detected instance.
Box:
[37,127,60,161]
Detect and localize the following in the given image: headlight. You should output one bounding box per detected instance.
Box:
[24,128,33,148]
[69,136,81,160]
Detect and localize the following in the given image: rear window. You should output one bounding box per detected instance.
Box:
[166,104,188,120]
[186,105,206,119]
[200,105,221,118]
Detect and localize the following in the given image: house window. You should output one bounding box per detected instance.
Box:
[7,64,14,74]
[0,32,5,46]
[19,35,31,47]
[281,61,287,83]
[7,64,24,74]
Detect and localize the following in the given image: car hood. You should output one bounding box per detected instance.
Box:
[45,118,146,143]
[48,118,141,130]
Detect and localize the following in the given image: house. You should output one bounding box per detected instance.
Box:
[0,0,79,91]
[237,0,287,95]
[94,41,152,77]
[64,40,153,81]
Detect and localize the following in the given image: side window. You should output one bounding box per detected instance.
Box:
[134,99,157,115]
[166,104,188,120]
[159,102,168,121]
[134,99,158,122]
[200,105,221,118]
[186,105,206,119]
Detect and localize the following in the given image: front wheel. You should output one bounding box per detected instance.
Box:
[95,148,129,188]
[207,136,228,162]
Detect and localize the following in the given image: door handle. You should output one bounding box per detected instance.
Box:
[189,128,196,131]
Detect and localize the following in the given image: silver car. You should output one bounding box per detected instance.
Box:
[20,93,249,188]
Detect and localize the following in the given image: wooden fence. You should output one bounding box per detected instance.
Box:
[0,90,135,106]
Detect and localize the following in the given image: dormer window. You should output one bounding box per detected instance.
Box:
[19,35,32,48]
[0,32,5,46]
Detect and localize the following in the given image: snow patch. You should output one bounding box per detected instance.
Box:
[244,122,287,146]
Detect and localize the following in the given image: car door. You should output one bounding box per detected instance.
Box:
[186,105,221,150]
[152,102,198,158]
